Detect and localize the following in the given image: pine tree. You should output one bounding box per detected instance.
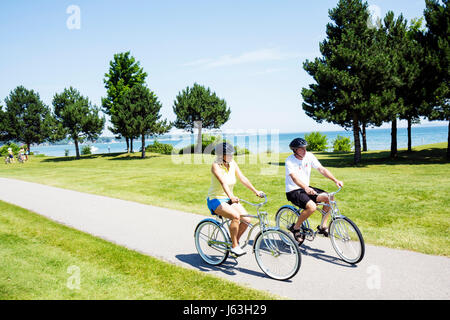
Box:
[117,84,171,158]
[173,83,230,154]
[102,51,147,152]
[3,86,54,153]
[400,18,427,152]
[53,87,105,159]
[422,0,449,158]
[302,0,379,164]
[0,105,6,142]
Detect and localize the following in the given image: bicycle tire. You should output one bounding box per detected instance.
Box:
[329,216,365,264]
[194,220,230,266]
[254,229,301,281]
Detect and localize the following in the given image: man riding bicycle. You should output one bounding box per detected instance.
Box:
[285,138,343,245]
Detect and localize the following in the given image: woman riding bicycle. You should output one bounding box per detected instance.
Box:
[206,142,264,257]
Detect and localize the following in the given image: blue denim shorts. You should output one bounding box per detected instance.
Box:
[206,197,231,215]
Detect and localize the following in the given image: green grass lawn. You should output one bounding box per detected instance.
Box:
[0,142,449,257]
[0,201,276,300]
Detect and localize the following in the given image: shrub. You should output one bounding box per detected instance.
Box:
[0,143,20,156]
[304,132,328,151]
[179,134,221,154]
[332,135,353,152]
[233,146,250,155]
[146,140,174,155]
[178,134,251,155]
[81,145,92,155]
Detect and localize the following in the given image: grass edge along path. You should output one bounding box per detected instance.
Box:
[0,200,278,300]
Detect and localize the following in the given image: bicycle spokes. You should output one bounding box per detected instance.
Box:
[330,217,365,264]
[254,230,301,280]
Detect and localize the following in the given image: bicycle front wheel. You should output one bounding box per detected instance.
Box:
[329,217,365,264]
[254,229,301,281]
[194,220,230,266]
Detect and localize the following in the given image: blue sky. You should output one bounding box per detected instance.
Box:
[0,0,443,135]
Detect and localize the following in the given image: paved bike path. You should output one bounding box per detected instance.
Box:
[0,177,448,299]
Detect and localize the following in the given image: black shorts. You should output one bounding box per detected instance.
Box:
[286,187,326,209]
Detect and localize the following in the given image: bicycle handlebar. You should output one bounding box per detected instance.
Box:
[239,193,267,207]
[237,187,339,207]
[327,187,342,196]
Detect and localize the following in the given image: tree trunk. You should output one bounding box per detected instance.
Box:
[126,137,130,153]
[407,117,412,153]
[361,123,367,152]
[353,113,361,165]
[390,118,398,158]
[27,142,31,155]
[130,138,134,153]
[74,138,80,159]
[195,123,202,154]
[141,134,146,158]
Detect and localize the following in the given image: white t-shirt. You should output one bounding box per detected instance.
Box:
[285,152,322,192]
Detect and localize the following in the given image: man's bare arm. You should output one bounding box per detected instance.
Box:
[317,166,343,188]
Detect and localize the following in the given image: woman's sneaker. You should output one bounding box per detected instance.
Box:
[230,246,246,257]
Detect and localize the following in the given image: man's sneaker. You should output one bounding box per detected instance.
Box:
[288,223,305,246]
[317,225,329,237]
[230,246,247,257]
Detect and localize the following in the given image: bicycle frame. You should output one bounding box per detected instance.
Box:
[208,194,281,251]
[290,187,345,240]
[317,187,344,220]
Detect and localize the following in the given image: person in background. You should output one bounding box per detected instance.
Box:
[7,147,15,163]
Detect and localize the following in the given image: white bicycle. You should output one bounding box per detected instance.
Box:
[194,194,301,281]
[275,188,365,264]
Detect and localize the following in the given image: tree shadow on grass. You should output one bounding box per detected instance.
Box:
[41,154,102,162]
[107,154,161,161]
[41,152,161,162]
[268,147,448,168]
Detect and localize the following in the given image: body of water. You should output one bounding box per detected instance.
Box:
[29,125,448,157]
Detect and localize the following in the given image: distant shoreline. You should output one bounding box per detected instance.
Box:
[2,125,445,157]
[97,124,448,139]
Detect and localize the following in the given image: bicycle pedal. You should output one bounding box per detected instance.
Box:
[302,228,315,241]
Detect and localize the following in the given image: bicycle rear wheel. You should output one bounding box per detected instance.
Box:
[329,217,365,264]
[275,206,310,243]
[254,229,301,281]
[194,220,230,266]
